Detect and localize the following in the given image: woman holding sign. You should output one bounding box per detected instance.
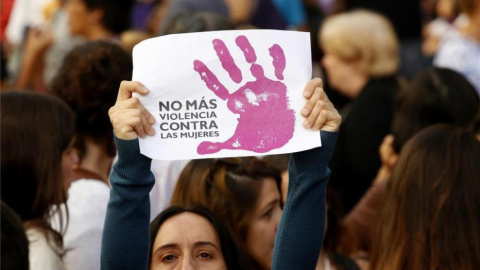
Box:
[101,78,341,269]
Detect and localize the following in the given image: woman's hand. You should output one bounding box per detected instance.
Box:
[108,81,156,140]
[301,78,342,132]
[24,27,54,57]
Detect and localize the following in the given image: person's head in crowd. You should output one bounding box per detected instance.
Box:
[163,12,234,35]
[52,41,132,180]
[120,30,150,54]
[1,201,29,270]
[1,91,76,247]
[371,124,480,270]
[435,0,459,20]
[391,67,480,153]
[319,10,399,99]
[171,157,282,269]
[148,205,249,270]
[262,154,289,204]
[66,0,133,40]
[263,154,362,267]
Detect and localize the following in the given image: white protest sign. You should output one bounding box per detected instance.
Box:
[133,30,321,160]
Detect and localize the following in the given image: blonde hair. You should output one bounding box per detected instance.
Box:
[319,10,399,77]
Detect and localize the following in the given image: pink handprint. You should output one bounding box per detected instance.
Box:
[194,35,295,154]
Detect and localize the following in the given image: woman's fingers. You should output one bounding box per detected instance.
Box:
[301,78,341,132]
[304,100,326,128]
[303,78,323,100]
[109,81,156,140]
[116,81,149,102]
[142,106,156,125]
[140,112,155,137]
[312,109,341,132]
[379,135,397,168]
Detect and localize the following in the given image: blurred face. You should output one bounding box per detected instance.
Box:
[61,145,78,194]
[280,170,289,204]
[150,213,227,270]
[66,0,97,36]
[321,51,363,98]
[246,178,282,269]
[436,0,456,19]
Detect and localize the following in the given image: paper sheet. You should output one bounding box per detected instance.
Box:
[132,30,321,160]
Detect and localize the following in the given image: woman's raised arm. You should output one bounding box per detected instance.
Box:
[101,81,156,270]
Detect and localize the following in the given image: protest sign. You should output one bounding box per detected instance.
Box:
[133,30,321,160]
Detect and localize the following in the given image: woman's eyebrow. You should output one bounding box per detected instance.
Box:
[261,198,280,212]
[153,243,179,256]
[193,241,220,251]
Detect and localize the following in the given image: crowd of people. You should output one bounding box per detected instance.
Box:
[1,0,480,270]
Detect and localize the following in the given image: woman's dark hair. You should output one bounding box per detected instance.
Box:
[52,41,132,160]
[1,201,29,270]
[262,154,289,172]
[171,157,281,269]
[149,205,249,270]
[391,67,480,152]
[163,11,234,35]
[82,0,134,34]
[372,124,480,270]
[1,91,75,248]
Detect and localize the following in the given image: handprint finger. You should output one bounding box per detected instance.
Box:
[193,60,230,100]
[235,35,257,63]
[250,64,266,80]
[213,39,242,83]
[269,44,286,80]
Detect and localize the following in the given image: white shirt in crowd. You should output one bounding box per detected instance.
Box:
[27,228,65,270]
[52,179,110,270]
[434,28,480,96]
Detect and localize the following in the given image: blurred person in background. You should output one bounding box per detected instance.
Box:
[371,124,480,270]
[344,67,480,251]
[422,0,460,56]
[319,10,400,212]
[262,154,289,203]
[66,0,134,41]
[11,0,82,91]
[1,91,77,270]
[263,155,366,270]
[434,0,480,95]
[170,157,283,270]
[51,41,132,270]
[14,0,134,91]
[339,0,428,79]
[161,0,287,33]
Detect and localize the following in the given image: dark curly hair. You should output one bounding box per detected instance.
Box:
[52,41,132,159]
[82,0,134,34]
